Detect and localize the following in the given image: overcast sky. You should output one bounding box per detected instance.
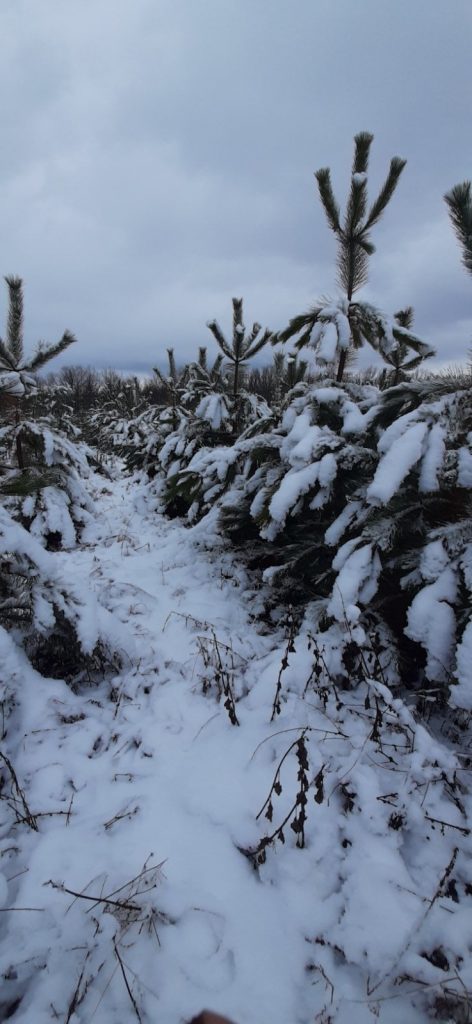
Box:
[1,0,471,373]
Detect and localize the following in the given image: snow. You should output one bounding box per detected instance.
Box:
[267,461,327,535]
[341,401,370,434]
[454,616,472,709]
[458,445,472,487]
[376,410,420,455]
[325,500,363,546]
[313,386,342,404]
[419,539,449,581]
[1,464,472,1023]
[309,302,352,355]
[352,172,367,185]
[367,421,428,504]
[280,410,312,460]
[317,321,338,363]
[0,371,25,396]
[309,321,325,349]
[28,486,77,549]
[418,423,445,491]
[328,542,380,621]
[196,393,231,430]
[335,310,351,350]
[405,566,457,682]
[283,422,324,465]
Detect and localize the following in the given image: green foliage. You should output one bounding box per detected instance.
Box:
[378,309,431,385]
[445,180,472,277]
[4,275,24,364]
[316,133,406,303]
[143,369,472,707]
[0,468,60,496]
[273,133,434,383]
[0,504,120,682]
[0,419,94,548]
[207,297,272,401]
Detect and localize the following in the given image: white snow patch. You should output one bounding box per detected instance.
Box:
[368,421,428,503]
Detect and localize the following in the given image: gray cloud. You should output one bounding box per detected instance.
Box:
[0,0,471,373]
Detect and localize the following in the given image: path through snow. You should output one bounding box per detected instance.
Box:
[0,477,470,1024]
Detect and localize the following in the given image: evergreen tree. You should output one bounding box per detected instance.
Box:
[213,372,472,703]
[0,276,76,470]
[382,308,433,385]
[153,348,190,430]
[0,278,96,549]
[0,503,121,680]
[207,297,272,402]
[272,351,309,406]
[0,419,94,550]
[275,134,433,380]
[0,276,76,400]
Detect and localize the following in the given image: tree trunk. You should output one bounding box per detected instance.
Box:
[16,435,24,470]
[15,401,25,470]
[233,357,240,400]
[336,349,347,382]
[336,269,354,383]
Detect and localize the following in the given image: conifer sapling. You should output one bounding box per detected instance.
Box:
[275,134,433,380]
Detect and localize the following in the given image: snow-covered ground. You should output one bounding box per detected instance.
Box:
[0,475,471,1024]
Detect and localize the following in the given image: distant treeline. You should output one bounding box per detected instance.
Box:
[31,358,469,420]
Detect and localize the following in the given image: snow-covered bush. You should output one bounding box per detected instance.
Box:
[84,376,144,458]
[0,418,94,549]
[117,343,272,517]
[0,505,123,681]
[0,273,94,549]
[168,374,472,708]
[367,380,472,708]
[220,379,379,594]
[162,392,272,517]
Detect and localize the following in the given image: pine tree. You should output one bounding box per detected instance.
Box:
[0,276,76,469]
[0,502,122,680]
[0,276,76,398]
[275,134,433,380]
[0,419,94,549]
[196,346,224,379]
[153,348,190,430]
[382,308,433,385]
[272,351,309,407]
[207,297,272,402]
[0,278,96,549]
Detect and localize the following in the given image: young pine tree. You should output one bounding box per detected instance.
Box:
[207,297,272,401]
[0,276,76,469]
[382,308,433,385]
[275,133,433,380]
[152,348,190,430]
[0,276,76,399]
